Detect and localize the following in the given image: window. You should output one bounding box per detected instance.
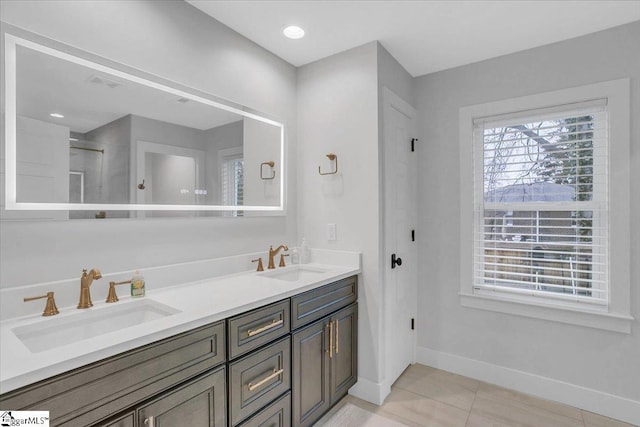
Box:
[459,80,632,333]
[221,150,244,217]
[477,102,607,305]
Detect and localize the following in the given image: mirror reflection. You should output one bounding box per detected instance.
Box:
[5,36,283,218]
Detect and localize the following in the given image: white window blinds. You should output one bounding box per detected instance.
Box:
[473,100,608,306]
[221,155,244,216]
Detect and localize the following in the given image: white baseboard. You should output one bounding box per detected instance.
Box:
[349,376,391,406]
[416,346,640,426]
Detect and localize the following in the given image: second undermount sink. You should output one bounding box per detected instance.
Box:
[259,265,328,282]
[13,299,181,353]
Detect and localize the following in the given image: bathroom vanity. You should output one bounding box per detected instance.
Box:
[0,254,360,427]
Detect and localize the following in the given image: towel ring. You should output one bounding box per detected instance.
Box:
[318,153,338,175]
[260,161,276,180]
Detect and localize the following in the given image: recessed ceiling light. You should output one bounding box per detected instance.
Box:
[50,113,64,118]
[283,26,305,40]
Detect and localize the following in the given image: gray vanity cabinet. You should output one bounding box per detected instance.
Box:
[1,275,358,427]
[290,276,358,427]
[292,304,358,427]
[0,321,226,427]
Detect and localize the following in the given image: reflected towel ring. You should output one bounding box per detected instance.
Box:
[318,153,338,175]
[260,161,276,180]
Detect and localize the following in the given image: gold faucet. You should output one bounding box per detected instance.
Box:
[78,268,102,309]
[268,245,288,269]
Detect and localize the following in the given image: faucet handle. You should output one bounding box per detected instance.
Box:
[24,291,60,316]
[252,258,264,272]
[279,254,290,268]
[106,280,132,303]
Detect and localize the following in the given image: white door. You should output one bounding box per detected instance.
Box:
[382,87,417,388]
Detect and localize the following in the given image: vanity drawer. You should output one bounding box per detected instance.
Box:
[0,321,225,427]
[229,336,291,426]
[228,299,290,359]
[291,276,357,330]
[238,391,291,427]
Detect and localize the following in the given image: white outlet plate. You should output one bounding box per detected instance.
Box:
[327,223,337,241]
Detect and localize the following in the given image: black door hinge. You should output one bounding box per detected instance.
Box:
[411,138,419,152]
[411,229,415,242]
[411,318,415,330]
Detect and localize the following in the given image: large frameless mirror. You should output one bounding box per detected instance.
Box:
[1,29,284,220]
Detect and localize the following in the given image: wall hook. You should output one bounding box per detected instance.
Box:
[318,153,338,175]
[137,179,146,190]
[260,161,276,180]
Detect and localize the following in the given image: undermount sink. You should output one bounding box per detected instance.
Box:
[259,265,328,282]
[13,299,180,353]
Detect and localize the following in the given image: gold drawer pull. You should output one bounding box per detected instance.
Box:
[335,320,339,354]
[327,321,333,358]
[247,319,283,337]
[248,368,284,391]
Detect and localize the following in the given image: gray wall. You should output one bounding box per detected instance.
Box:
[204,121,243,205]
[415,22,640,403]
[74,115,132,219]
[0,0,297,287]
[297,42,381,390]
[377,43,415,108]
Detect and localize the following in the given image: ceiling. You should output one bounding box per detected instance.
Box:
[187,1,640,77]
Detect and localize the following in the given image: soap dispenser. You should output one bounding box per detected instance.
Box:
[131,270,146,297]
[300,238,310,264]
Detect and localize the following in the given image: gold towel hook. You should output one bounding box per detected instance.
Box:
[260,161,276,180]
[318,153,338,175]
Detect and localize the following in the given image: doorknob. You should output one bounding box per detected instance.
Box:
[391,253,402,269]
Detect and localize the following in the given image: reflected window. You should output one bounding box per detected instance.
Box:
[221,153,243,217]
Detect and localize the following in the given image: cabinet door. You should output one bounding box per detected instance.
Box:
[137,367,226,427]
[238,392,290,427]
[330,303,358,405]
[292,319,330,427]
[94,411,135,427]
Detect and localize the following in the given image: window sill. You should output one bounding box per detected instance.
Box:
[459,292,633,333]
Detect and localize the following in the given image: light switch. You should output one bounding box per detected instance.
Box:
[327,223,337,241]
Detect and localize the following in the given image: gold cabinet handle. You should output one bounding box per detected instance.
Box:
[144,415,154,427]
[247,319,283,337]
[335,320,339,354]
[327,321,333,358]
[248,368,284,391]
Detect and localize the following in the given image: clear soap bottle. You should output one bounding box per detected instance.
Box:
[300,238,310,264]
[291,248,300,264]
[131,270,146,297]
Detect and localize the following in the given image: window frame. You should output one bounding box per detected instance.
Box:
[459,79,632,333]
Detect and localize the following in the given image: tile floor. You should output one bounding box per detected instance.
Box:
[318,364,635,427]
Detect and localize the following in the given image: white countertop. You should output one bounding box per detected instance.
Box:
[0,250,361,394]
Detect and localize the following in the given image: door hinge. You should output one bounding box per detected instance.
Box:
[411,138,419,152]
[411,318,415,330]
[411,229,415,242]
